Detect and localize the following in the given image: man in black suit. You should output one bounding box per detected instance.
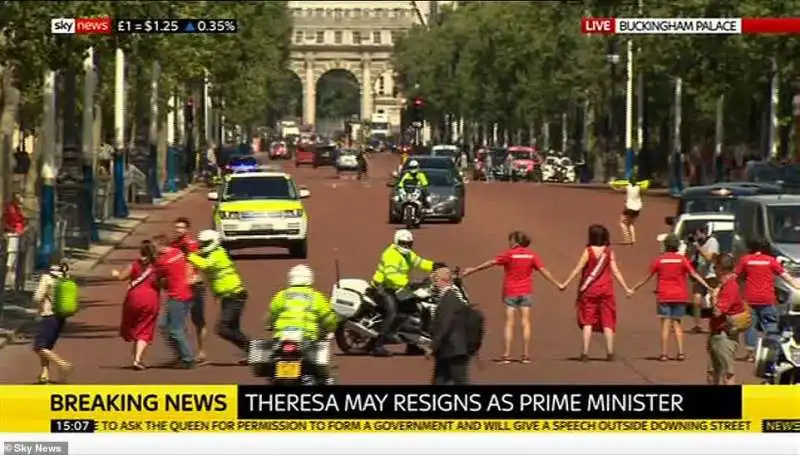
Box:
[430,267,471,385]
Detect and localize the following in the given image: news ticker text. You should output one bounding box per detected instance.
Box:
[50,18,237,35]
[1,385,795,433]
[50,418,800,433]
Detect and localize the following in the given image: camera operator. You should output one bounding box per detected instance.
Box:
[686,225,720,333]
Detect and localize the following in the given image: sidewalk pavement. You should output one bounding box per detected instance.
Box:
[0,186,197,350]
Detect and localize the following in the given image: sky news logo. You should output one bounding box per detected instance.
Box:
[51,17,112,35]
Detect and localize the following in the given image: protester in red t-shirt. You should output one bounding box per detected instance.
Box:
[734,237,799,362]
[3,192,25,234]
[172,217,208,363]
[463,231,560,364]
[708,254,745,385]
[153,234,195,369]
[631,234,711,361]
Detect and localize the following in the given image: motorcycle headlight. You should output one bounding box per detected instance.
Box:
[220,211,239,220]
[282,209,304,218]
[778,256,800,276]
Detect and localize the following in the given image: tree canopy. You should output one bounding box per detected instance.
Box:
[0,1,292,130]
[392,1,800,164]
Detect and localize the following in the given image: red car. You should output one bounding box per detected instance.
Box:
[295,144,316,167]
[269,141,290,160]
[506,146,543,181]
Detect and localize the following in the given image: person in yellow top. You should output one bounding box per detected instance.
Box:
[370,229,438,357]
[268,265,338,382]
[400,150,409,166]
[609,176,650,245]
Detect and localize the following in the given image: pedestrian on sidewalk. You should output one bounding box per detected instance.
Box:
[187,230,251,363]
[3,192,26,288]
[32,261,73,384]
[560,224,632,362]
[153,234,195,369]
[630,234,712,361]
[112,240,160,370]
[462,231,561,364]
[172,217,208,364]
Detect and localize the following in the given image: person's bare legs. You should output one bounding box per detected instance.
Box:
[618,215,630,243]
[602,327,615,359]
[502,306,516,360]
[672,319,685,358]
[659,318,670,358]
[581,325,592,358]
[36,349,72,382]
[520,307,531,362]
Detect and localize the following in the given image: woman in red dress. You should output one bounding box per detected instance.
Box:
[561,224,632,362]
[111,240,160,370]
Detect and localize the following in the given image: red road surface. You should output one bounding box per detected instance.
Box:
[0,153,758,384]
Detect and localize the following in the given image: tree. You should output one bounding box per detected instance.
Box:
[392,0,800,172]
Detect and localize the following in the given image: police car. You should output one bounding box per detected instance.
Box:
[208,165,310,258]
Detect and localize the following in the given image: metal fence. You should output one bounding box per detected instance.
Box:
[2,226,39,311]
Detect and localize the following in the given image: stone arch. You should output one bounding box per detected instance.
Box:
[315,66,362,124]
[313,59,362,86]
[280,69,303,121]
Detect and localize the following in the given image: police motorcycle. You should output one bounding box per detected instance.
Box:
[331,264,467,355]
[754,290,800,385]
[397,183,426,229]
[248,330,335,386]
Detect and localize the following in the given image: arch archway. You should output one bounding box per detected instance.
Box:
[315,69,361,135]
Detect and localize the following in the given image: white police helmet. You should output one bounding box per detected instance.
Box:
[393,229,414,253]
[407,160,420,171]
[288,264,314,287]
[197,230,221,254]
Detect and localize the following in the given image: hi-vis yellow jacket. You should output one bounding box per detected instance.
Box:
[371,245,434,290]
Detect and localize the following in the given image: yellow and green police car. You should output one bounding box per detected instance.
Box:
[207,170,310,258]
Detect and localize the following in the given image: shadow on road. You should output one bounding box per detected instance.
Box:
[231,252,295,261]
[59,321,118,340]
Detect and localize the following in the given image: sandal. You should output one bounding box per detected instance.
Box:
[657,355,668,362]
[606,353,616,362]
[690,326,704,334]
[520,356,531,364]
[36,377,50,384]
[579,354,589,362]
[133,362,147,371]
[493,356,512,364]
[676,353,686,361]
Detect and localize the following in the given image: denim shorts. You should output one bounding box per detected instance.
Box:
[504,295,532,308]
[657,302,687,319]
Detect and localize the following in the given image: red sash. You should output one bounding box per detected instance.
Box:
[129,266,153,290]
[578,247,609,295]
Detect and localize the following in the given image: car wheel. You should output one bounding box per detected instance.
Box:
[289,239,308,259]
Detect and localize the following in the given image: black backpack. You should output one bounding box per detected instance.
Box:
[458,303,485,357]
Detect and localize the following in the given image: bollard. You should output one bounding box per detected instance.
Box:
[36,184,56,269]
[113,150,129,218]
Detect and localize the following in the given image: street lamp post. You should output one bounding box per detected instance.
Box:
[606,40,620,182]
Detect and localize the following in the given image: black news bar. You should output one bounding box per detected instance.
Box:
[237,385,743,420]
[115,19,238,34]
[50,419,96,433]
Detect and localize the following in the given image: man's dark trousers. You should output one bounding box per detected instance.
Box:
[431,355,470,385]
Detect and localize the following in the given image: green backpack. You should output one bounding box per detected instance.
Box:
[53,276,79,317]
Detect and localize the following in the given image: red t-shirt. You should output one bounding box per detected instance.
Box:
[710,276,745,333]
[649,252,695,303]
[495,247,543,297]
[3,202,24,234]
[155,246,193,301]
[734,253,784,305]
[172,234,199,254]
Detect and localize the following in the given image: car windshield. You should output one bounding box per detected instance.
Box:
[681,197,738,214]
[768,205,800,243]
[427,172,455,187]
[408,158,452,170]
[340,149,358,156]
[223,176,297,201]
[509,150,533,159]
[432,147,458,157]
[752,164,800,184]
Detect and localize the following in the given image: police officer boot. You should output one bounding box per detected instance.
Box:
[371,341,393,357]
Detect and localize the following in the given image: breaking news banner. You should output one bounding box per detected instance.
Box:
[581,17,800,35]
[0,385,796,434]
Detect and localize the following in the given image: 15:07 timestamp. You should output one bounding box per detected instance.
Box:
[50,419,96,433]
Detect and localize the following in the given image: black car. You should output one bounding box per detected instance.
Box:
[312,144,337,168]
[745,161,800,193]
[674,182,782,218]
[389,169,465,224]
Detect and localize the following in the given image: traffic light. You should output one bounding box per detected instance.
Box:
[410,97,424,123]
